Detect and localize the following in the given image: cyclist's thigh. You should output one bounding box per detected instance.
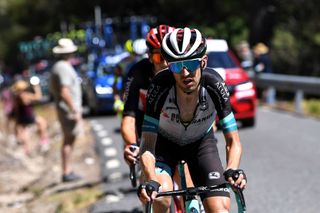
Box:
[186,133,230,199]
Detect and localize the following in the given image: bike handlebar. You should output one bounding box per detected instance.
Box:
[157,184,224,197]
[145,183,246,213]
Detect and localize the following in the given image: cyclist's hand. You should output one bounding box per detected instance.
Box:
[124,144,139,165]
[224,169,247,189]
[137,180,161,204]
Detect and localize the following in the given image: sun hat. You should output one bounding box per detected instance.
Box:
[12,80,29,93]
[253,43,269,55]
[52,38,78,54]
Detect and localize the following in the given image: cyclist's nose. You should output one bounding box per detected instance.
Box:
[181,67,190,76]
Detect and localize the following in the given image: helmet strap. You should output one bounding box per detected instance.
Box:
[199,66,208,110]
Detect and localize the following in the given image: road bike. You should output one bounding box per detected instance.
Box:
[145,161,246,213]
[128,148,246,213]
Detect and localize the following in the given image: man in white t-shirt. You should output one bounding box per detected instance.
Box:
[50,38,83,182]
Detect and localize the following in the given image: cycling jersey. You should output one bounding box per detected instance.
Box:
[122,58,154,138]
[142,67,237,146]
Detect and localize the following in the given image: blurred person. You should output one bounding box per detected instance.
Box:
[11,79,49,156]
[0,81,15,141]
[49,38,83,182]
[236,41,254,74]
[120,38,148,77]
[252,42,273,74]
[253,43,274,102]
[121,24,175,168]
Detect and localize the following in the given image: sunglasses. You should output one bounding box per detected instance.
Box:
[168,58,202,74]
[151,52,164,64]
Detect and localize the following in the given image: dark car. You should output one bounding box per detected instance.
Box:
[206,39,257,127]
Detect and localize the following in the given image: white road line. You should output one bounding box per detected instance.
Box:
[92,123,104,131]
[108,172,123,181]
[105,159,121,169]
[104,148,117,157]
[97,130,108,137]
[101,137,112,146]
[89,120,97,125]
[105,194,123,203]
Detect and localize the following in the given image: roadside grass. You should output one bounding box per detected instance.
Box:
[48,187,103,213]
[268,98,320,118]
[304,99,320,118]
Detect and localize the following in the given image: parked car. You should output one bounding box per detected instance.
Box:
[206,39,257,127]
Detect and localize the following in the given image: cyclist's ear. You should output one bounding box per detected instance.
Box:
[201,55,208,69]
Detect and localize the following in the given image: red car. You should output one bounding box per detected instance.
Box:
[206,39,257,127]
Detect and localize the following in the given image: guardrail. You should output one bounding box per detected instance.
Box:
[251,73,320,113]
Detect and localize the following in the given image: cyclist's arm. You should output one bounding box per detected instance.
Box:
[224,130,242,170]
[121,115,137,146]
[205,68,243,169]
[140,131,158,181]
[121,67,140,146]
[140,69,172,180]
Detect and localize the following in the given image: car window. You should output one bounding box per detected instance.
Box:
[207,51,236,68]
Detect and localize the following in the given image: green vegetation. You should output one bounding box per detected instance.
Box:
[0,0,319,77]
[304,99,320,118]
[271,99,320,118]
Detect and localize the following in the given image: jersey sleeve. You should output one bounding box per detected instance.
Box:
[142,69,173,133]
[204,68,238,133]
[122,67,140,117]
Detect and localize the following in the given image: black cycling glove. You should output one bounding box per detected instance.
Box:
[223,169,247,183]
[137,180,161,198]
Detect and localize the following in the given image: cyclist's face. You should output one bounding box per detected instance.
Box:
[173,57,207,94]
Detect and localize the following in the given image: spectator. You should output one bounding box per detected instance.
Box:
[236,41,254,74]
[11,79,49,156]
[252,42,273,74]
[0,81,15,142]
[253,43,274,102]
[49,38,83,182]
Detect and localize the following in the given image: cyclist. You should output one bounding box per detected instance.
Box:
[121,24,175,166]
[138,27,247,213]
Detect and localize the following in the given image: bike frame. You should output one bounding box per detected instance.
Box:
[177,160,201,213]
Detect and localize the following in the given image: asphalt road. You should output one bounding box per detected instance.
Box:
[87,107,320,213]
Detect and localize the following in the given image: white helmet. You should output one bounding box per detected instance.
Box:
[161,27,207,62]
[132,38,147,55]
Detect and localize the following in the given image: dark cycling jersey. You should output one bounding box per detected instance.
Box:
[122,58,154,139]
[141,67,237,199]
[142,67,238,146]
